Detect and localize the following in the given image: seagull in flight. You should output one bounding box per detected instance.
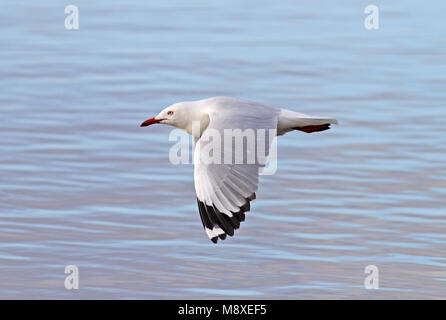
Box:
[140,97,337,243]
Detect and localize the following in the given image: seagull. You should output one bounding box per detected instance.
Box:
[140,96,337,243]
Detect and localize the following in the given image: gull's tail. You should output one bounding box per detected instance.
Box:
[277,108,338,135]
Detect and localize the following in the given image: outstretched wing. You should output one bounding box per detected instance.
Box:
[193,101,279,243]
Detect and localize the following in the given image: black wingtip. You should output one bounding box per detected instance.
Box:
[197,194,256,243]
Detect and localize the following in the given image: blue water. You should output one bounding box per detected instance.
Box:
[0,0,445,298]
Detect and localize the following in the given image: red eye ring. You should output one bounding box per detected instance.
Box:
[167,111,174,116]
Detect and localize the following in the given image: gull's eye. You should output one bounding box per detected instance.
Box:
[167,111,174,116]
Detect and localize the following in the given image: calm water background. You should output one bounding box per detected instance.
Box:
[1,0,445,299]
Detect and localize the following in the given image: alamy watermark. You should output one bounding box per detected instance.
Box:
[364,5,379,30]
[364,265,379,289]
[65,5,79,30]
[63,5,378,31]
[168,121,278,175]
[64,265,79,290]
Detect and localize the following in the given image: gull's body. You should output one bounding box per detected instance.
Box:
[141,96,337,243]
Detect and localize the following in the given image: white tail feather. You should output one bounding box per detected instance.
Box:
[277,108,338,135]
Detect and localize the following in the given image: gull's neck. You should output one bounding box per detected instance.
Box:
[178,102,210,138]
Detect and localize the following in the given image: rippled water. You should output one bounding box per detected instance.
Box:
[1,0,446,299]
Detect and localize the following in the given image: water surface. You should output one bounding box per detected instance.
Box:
[1,0,446,299]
